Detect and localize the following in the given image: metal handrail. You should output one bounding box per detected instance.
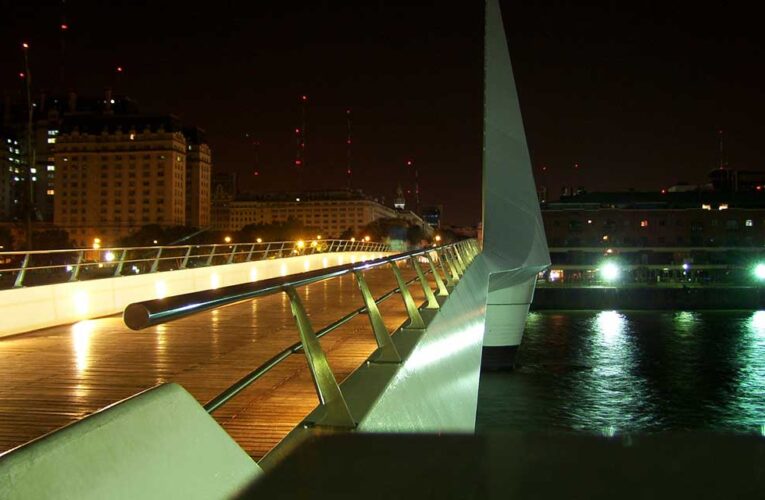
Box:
[124,239,481,425]
[0,239,390,289]
[125,244,437,329]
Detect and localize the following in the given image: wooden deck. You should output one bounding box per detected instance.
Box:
[0,265,436,459]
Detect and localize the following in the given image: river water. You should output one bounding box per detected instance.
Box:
[477,311,765,436]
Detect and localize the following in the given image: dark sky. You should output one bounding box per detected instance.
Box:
[1,1,763,225]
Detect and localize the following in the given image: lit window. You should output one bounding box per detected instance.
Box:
[701,204,711,210]
[746,219,753,227]
[640,220,648,227]
[129,133,135,140]
[47,189,54,195]
[48,130,58,136]
[47,165,55,171]
[30,168,36,174]
[47,138,56,144]
[719,203,729,211]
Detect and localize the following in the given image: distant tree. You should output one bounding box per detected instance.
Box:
[32,229,75,250]
[239,218,320,242]
[0,227,13,251]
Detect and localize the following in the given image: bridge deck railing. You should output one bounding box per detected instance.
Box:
[0,239,388,290]
[124,239,480,432]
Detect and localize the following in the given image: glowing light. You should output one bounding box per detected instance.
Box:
[104,251,115,262]
[350,237,356,242]
[155,281,168,299]
[61,23,68,30]
[316,235,322,240]
[602,235,609,241]
[600,262,620,282]
[304,260,310,271]
[18,72,25,79]
[301,95,307,101]
[22,42,29,49]
[754,264,765,281]
[364,236,371,242]
[73,291,89,317]
[434,235,442,242]
[296,240,305,249]
[751,311,765,337]
[210,273,220,289]
[250,267,258,281]
[719,203,729,211]
[595,310,625,345]
[256,237,263,243]
[224,236,232,243]
[606,248,613,254]
[682,263,689,271]
[322,257,328,268]
[549,269,563,282]
[116,66,123,72]
[152,240,158,245]
[72,320,95,374]
[280,264,288,276]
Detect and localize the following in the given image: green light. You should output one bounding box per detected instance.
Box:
[600,262,620,282]
[754,264,765,280]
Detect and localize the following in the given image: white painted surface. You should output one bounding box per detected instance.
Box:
[481,0,550,348]
[0,252,388,337]
[358,254,490,432]
[0,383,262,500]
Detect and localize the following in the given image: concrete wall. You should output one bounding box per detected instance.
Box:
[0,251,388,337]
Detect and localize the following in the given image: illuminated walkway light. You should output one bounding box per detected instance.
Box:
[600,262,620,282]
[754,263,765,281]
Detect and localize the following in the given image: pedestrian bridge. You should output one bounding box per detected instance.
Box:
[0,0,553,497]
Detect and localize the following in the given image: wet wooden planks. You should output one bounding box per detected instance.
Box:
[0,265,439,459]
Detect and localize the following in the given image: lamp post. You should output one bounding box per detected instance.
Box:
[21,42,36,249]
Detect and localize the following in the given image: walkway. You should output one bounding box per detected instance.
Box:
[0,265,435,459]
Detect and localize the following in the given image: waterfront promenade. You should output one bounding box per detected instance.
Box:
[0,266,433,458]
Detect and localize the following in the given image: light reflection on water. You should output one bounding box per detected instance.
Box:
[478,310,765,435]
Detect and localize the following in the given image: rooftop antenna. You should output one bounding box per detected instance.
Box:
[295,95,307,191]
[346,108,352,190]
[59,0,69,91]
[718,129,725,170]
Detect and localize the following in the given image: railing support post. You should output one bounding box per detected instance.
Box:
[411,256,439,309]
[179,246,192,270]
[426,253,449,296]
[353,270,402,363]
[113,249,128,276]
[227,244,238,264]
[206,245,216,266]
[150,248,163,273]
[13,254,30,288]
[246,244,256,262]
[440,249,460,285]
[263,242,271,259]
[69,251,85,282]
[284,286,355,428]
[453,245,468,272]
[390,262,426,329]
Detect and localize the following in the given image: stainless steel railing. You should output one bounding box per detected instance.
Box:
[0,239,390,290]
[124,239,481,427]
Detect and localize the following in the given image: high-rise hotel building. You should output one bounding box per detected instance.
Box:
[53,115,211,246]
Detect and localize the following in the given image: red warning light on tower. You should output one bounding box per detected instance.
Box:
[18,72,25,79]
[406,160,413,167]
[295,160,302,166]
[21,42,29,49]
[61,23,69,31]
[301,95,307,102]
[116,66,123,73]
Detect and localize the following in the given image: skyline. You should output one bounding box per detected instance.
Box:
[1,1,763,225]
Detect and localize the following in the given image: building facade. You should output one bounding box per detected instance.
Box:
[212,189,429,238]
[544,192,765,247]
[184,128,212,228]
[54,115,209,246]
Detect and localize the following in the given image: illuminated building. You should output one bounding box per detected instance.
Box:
[212,189,430,238]
[54,114,211,246]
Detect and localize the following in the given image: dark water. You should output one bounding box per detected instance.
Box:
[477,311,765,436]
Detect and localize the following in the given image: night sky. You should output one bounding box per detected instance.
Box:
[1,1,763,225]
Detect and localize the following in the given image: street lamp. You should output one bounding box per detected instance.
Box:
[224,236,232,244]
[754,263,765,281]
[600,261,620,282]
[435,235,442,242]
[364,235,371,242]
[92,238,101,250]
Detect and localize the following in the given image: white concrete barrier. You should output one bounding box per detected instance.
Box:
[0,252,388,338]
